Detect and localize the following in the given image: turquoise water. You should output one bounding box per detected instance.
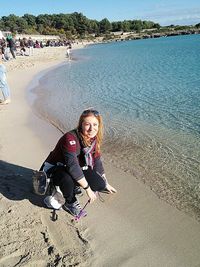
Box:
[33,34,200,219]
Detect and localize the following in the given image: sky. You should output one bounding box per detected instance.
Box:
[0,0,200,26]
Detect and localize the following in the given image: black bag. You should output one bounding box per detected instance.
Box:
[32,170,50,195]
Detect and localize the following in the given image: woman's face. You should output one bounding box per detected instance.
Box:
[81,115,99,139]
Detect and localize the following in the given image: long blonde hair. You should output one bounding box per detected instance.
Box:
[77,110,103,153]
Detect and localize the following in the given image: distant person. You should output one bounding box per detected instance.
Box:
[0,38,8,61]
[40,109,117,216]
[6,35,16,59]
[20,38,27,56]
[28,37,34,56]
[66,46,71,60]
[34,40,40,48]
[46,40,50,47]
[0,51,11,104]
[40,41,43,48]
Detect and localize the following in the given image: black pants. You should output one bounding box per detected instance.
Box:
[10,47,16,59]
[51,166,106,203]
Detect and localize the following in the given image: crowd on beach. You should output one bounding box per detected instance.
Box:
[0,34,73,105]
[0,34,72,61]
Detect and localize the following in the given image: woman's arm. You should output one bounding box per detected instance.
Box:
[94,154,117,194]
[77,177,97,202]
[62,133,97,202]
[62,132,84,181]
[102,174,117,193]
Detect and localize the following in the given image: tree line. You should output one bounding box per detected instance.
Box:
[0,12,161,38]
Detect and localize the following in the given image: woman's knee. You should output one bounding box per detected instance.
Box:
[94,179,106,192]
[85,170,106,191]
[53,168,74,187]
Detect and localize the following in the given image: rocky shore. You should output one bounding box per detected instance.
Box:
[101,28,200,42]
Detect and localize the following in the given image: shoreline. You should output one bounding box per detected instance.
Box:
[0,46,200,266]
[30,37,200,223]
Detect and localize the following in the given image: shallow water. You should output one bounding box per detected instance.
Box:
[32,34,200,219]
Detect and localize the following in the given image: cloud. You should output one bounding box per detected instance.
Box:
[139,7,200,26]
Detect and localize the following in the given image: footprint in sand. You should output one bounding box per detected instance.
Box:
[40,210,91,265]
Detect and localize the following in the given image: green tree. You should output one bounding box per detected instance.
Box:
[195,23,200,28]
[1,14,19,32]
[99,18,111,33]
[111,21,123,32]
[37,23,45,34]
[153,23,161,29]
[122,20,131,32]
[22,14,36,27]
[16,17,28,33]
[0,12,163,37]
[131,20,143,32]
[71,12,89,36]
[88,20,99,34]
[0,20,4,30]
[36,14,52,28]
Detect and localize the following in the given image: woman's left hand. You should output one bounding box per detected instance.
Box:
[106,183,117,193]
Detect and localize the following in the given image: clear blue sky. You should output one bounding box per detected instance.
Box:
[0,0,200,26]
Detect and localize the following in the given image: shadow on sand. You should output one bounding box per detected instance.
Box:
[0,160,45,207]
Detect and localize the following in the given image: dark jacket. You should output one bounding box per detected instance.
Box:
[7,38,15,48]
[45,129,104,181]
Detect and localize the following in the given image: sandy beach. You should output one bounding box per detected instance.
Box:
[1,45,200,267]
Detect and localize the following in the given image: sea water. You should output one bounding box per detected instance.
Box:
[32,34,200,218]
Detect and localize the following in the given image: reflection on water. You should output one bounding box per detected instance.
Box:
[103,120,200,219]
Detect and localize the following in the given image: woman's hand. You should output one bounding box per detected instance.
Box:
[106,183,117,194]
[101,174,117,194]
[78,177,96,202]
[85,187,97,203]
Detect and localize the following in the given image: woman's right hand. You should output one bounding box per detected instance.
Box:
[85,187,97,203]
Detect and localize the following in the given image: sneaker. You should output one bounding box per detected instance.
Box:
[44,193,64,210]
[0,99,11,105]
[63,200,82,216]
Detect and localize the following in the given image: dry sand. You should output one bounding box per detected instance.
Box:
[0,45,200,267]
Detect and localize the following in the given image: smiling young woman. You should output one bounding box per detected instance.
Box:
[40,109,117,216]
